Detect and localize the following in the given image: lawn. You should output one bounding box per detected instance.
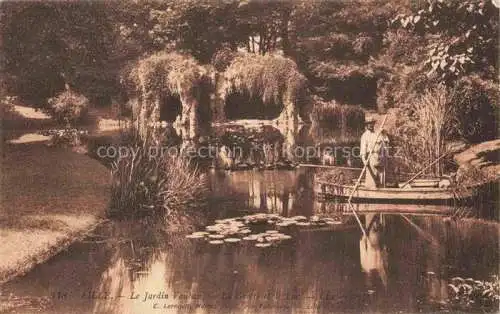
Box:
[0,137,111,283]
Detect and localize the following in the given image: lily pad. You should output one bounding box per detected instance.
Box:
[296,222,311,227]
[192,231,209,236]
[224,238,241,243]
[206,225,222,231]
[266,236,281,242]
[186,234,205,239]
[276,222,291,227]
[209,240,224,245]
[208,234,225,239]
[310,215,320,222]
[326,221,342,225]
[255,243,272,248]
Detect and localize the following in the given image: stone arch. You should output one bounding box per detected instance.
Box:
[129,52,211,138]
[216,53,310,126]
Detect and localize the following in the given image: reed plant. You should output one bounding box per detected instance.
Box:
[109,142,207,222]
[394,84,455,175]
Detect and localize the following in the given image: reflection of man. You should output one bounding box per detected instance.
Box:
[360,117,389,187]
[360,214,388,289]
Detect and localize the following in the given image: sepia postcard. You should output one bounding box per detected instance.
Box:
[1,0,499,313]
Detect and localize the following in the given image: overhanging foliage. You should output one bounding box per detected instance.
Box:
[129,52,210,98]
[221,53,308,106]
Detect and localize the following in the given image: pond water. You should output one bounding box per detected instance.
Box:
[2,124,498,313]
[1,166,499,313]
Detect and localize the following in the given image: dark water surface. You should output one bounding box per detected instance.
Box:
[2,124,498,313]
[1,167,498,314]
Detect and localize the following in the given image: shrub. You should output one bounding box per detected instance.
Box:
[316,168,359,185]
[109,143,207,223]
[451,76,498,143]
[211,46,238,72]
[41,128,88,147]
[47,90,89,125]
[0,95,18,117]
[446,275,500,312]
[310,97,365,131]
[308,126,361,148]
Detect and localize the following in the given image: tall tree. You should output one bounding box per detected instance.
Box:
[2,1,118,105]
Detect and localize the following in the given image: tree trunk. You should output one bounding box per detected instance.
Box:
[280,8,291,56]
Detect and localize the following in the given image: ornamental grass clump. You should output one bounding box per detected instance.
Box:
[109,142,207,221]
[394,84,455,175]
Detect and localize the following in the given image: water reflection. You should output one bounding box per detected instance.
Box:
[360,214,388,290]
[2,123,499,313]
[208,170,303,216]
[148,122,362,169]
[2,166,498,314]
[81,221,364,314]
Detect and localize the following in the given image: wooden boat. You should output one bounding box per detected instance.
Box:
[315,180,474,203]
[316,201,456,215]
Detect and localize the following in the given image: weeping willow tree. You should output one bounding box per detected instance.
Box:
[127,52,211,138]
[220,53,309,125]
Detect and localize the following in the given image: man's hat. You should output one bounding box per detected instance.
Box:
[365,117,376,124]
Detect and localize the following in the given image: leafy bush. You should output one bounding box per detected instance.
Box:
[369,29,430,111]
[109,143,207,222]
[40,128,88,147]
[47,90,89,125]
[211,46,238,72]
[316,168,359,185]
[451,75,498,143]
[447,275,500,312]
[0,95,19,118]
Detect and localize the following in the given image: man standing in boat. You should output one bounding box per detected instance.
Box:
[360,117,389,188]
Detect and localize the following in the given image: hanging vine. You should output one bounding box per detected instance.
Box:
[221,53,309,123]
[126,52,211,137]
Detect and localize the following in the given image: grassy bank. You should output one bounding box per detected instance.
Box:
[0,142,110,283]
[454,139,500,185]
[0,215,103,284]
